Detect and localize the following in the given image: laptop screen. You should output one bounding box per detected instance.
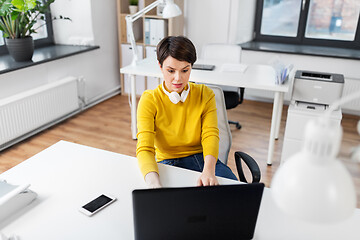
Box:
[132,183,264,240]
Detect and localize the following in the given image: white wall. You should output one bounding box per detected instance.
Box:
[184,0,256,52]
[184,0,231,54]
[233,0,256,44]
[0,0,120,104]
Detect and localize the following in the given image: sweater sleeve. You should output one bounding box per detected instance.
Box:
[136,91,158,177]
[201,87,219,160]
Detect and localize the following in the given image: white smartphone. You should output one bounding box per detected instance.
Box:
[79,194,117,216]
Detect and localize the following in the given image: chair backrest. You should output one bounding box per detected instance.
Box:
[201,43,242,63]
[201,44,242,92]
[207,85,232,164]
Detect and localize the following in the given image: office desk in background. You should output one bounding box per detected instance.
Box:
[120,58,290,165]
[1,141,359,240]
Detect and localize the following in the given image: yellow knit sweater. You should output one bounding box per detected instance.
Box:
[136,82,219,177]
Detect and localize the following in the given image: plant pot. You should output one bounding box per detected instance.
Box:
[129,5,138,14]
[5,36,34,62]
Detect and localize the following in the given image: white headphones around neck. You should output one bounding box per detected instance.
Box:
[162,82,190,104]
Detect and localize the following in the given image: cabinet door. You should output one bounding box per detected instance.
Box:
[121,44,146,95]
[145,45,157,60]
[145,46,161,90]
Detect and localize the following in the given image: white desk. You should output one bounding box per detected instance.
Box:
[120,58,290,165]
[1,141,359,239]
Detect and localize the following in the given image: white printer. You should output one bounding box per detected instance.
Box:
[281,70,345,164]
[292,70,344,106]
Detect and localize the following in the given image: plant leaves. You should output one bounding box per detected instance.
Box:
[0,0,12,16]
[0,0,61,38]
[10,9,18,20]
[11,0,36,12]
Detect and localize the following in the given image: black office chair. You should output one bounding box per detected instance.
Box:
[224,88,245,129]
[202,44,244,130]
[209,85,261,183]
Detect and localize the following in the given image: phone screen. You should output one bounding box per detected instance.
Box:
[82,194,113,213]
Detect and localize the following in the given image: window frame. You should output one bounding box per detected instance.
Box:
[0,6,54,55]
[254,0,360,50]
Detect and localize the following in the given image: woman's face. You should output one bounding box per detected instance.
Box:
[159,56,191,93]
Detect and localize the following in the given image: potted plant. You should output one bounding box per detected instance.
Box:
[0,0,56,62]
[129,0,138,14]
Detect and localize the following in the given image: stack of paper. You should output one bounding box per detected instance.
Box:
[277,64,294,85]
[269,57,294,85]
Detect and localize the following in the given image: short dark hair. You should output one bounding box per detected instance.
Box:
[157,36,197,67]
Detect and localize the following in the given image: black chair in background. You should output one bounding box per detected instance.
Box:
[224,88,244,129]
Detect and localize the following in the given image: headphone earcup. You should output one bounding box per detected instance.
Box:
[169,92,181,104]
[180,88,189,102]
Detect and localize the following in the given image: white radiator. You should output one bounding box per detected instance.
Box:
[0,77,80,149]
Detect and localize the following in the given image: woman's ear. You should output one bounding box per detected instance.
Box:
[158,62,162,70]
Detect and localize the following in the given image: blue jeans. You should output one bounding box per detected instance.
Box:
[159,153,238,181]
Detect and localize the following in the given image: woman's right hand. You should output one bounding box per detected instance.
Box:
[145,171,162,188]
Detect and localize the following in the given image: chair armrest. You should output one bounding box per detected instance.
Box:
[234,151,261,183]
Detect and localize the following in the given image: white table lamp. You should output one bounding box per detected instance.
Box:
[125,0,182,66]
[271,90,360,223]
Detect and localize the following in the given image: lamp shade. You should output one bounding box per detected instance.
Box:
[162,0,182,18]
[271,119,356,223]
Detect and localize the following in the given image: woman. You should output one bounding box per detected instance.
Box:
[136,36,237,188]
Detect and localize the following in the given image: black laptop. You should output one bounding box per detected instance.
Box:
[132,183,264,240]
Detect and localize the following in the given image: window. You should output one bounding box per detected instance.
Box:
[32,13,49,40]
[31,10,54,46]
[254,0,360,49]
[0,2,54,55]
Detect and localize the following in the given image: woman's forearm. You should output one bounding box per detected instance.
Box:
[197,155,219,186]
[145,171,162,188]
[203,155,217,174]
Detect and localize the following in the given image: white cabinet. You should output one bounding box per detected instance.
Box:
[281,102,342,164]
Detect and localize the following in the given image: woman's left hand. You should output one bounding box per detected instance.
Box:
[197,155,219,186]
